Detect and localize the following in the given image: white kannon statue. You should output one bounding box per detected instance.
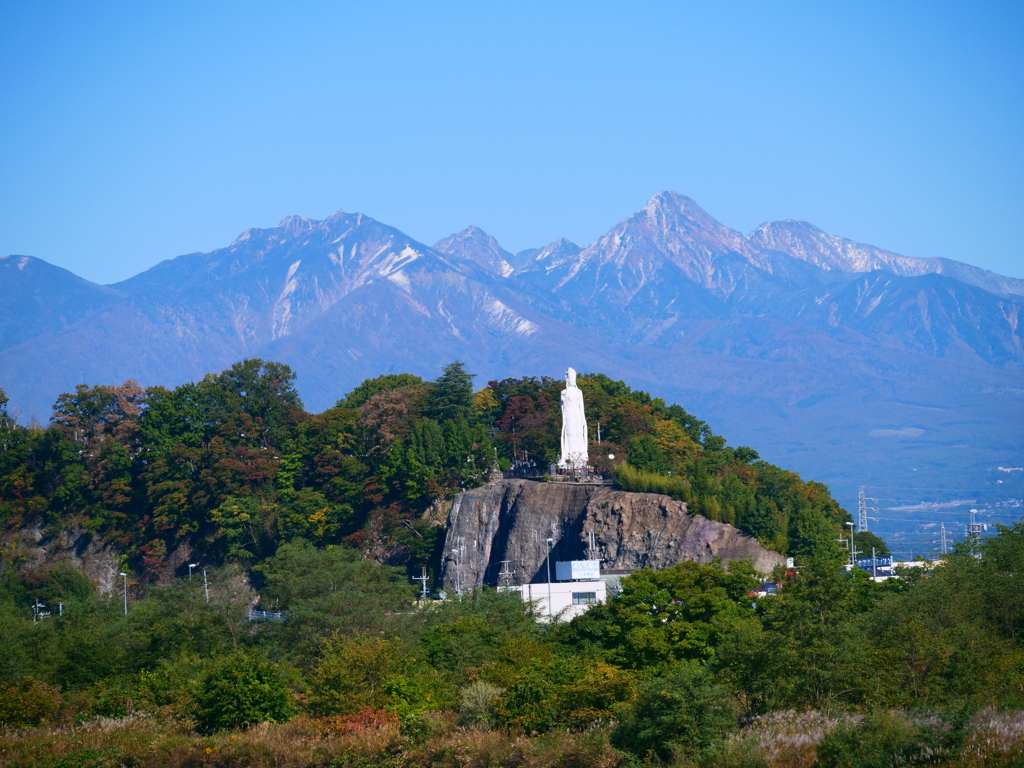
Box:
[558,367,589,469]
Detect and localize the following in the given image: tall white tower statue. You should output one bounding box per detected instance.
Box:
[558,367,589,469]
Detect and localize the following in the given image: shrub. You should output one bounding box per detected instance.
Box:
[612,660,738,762]
[52,748,123,768]
[84,676,137,719]
[816,708,972,768]
[459,680,504,726]
[193,650,296,733]
[0,676,62,727]
[613,462,693,501]
[307,635,450,718]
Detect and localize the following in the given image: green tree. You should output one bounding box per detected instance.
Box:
[194,650,295,733]
[257,542,415,662]
[626,433,671,474]
[306,636,449,717]
[424,361,474,422]
[556,560,759,670]
[611,661,737,762]
[202,359,304,446]
[341,373,426,408]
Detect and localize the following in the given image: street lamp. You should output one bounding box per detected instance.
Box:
[188,563,197,583]
[119,572,128,615]
[545,537,554,618]
[846,522,858,567]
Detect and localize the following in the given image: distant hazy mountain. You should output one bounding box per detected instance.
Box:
[0,255,122,352]
[2,193,1022,529]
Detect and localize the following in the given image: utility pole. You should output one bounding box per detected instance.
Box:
[499,560,513,588]
[203,569,210,604]
[413,567,429,600]
[857,487,877,533]
[120,572,128,615]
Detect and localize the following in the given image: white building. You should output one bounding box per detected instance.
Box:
[499,579,608,621]
[497,561,610,621]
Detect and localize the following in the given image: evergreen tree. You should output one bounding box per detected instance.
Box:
[424,362,474,422]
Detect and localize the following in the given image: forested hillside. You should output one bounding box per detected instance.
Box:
[2,524,1023,766]
[0,359,882,580]
[3,362,1024,767]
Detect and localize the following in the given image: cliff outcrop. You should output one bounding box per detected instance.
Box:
[440,479,785,590]
[1,522,195,592]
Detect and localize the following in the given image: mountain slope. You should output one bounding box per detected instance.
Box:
[1,193,1021,519]
[0,255,123,353]
[751,219,1024,297]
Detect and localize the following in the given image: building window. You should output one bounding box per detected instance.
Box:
[572,592,597,605]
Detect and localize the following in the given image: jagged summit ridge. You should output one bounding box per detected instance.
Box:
[433,225,515,277]
[2,190,1022,429]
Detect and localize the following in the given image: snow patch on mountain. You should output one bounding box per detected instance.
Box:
[486,298,539,336]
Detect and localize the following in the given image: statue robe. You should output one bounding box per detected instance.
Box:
[559,367,589,469]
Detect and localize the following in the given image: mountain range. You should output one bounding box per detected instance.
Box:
[3,192,1022,552]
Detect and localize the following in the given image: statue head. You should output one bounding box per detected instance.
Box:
[565,367,577,387]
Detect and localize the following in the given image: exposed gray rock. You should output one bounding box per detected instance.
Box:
[4,523,123,593]
[441,479,784,591]
[2,522,197,593]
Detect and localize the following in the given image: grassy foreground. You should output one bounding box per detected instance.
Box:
[4,708,1024,768]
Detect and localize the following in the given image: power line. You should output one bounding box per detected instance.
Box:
[862,486,966,491]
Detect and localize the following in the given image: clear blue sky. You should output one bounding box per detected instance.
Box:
[2,1,1022,284]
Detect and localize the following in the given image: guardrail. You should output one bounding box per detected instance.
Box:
[246,609,287,621]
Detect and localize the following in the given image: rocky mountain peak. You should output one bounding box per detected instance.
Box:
[640,191,728,234]
[749,220,847,269]
[434,225,514,277]
[277,214,317,233]
[561,192,750,291]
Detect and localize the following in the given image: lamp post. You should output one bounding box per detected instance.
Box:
[119,572,128,615]
[545,537,554,618]
[846,522,858,567]
[188,563,197,583]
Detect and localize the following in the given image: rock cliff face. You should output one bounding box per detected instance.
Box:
[440,479,784,590]
[2,522,196,593]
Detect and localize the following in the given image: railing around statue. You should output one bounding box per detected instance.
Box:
[501,465,614,484]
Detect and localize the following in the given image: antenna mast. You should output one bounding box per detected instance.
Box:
[967,509,985,555]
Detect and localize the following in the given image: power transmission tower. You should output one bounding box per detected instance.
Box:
[939,523,949,555]
[857,486,877,533]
